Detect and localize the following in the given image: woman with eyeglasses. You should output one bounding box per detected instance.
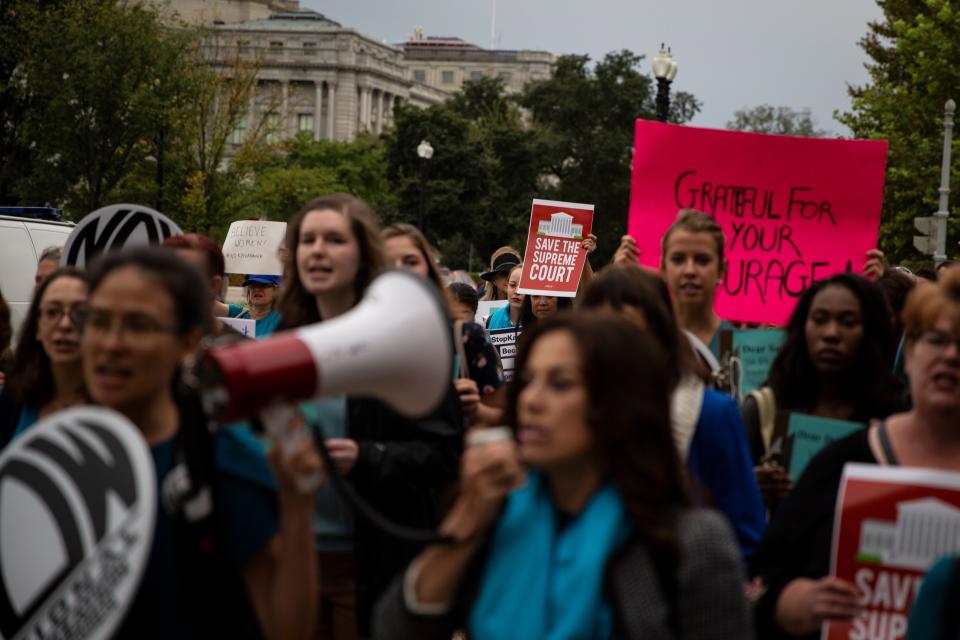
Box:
[3,267,90,441]
[79,246,319,639]
[751,266,960,639]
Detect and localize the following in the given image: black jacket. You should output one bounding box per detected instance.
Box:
[346,386,463,636]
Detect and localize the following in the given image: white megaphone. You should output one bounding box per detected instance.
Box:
[199,270,452,422]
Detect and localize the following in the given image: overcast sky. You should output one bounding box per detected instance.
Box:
[303,0,883,135]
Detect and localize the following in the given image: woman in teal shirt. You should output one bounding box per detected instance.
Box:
[230,274,283,338]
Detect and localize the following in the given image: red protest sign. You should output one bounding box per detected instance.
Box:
[628,121,888,324]
[826,464,960,640]
[518,199,594,297]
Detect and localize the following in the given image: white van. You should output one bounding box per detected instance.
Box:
[0,215,75,337]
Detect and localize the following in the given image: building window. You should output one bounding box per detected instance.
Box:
[230,116,247,145]
[303,41,317,54]
[441,70,455,84]
[413,69,426,83]
[298,114,314,133]
[237,40,251,51]
[266,112,280,143]
[469,70,483,81]
[499,72,513,84]
[269,41,284,48]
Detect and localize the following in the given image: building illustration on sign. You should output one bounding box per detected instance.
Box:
[537,212,583,239]
[857,498,960,571]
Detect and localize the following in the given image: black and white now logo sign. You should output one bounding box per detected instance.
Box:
[0,408,155,640]
[60,204,183,269]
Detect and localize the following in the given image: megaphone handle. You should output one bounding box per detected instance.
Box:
[260,403,324,494]
[309,427,455,546]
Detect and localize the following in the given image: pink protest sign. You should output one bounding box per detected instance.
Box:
[627,121,888,324]
[518,199,594,297]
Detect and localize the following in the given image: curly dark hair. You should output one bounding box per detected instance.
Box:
[505,312,689,577]
[9,267,90,407]
[278,193,386,329]
[765,272,899,420]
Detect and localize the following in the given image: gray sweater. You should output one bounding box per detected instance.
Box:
[372,508,754,640]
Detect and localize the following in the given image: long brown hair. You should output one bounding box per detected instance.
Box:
[278,193,386,329]
[9,268,90,407]
[505,311,689,565]
[382,223,446,293]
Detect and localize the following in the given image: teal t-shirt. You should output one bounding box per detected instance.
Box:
[233,307,283,339]
[300,397,354,551]
[13,404,39,438]
[908,556,959,639]
[487,304,519,330]
[121,422,278,636]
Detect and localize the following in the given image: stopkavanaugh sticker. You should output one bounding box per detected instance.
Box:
[0,408,156,640]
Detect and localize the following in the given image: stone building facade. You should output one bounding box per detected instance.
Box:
[206,9,448,144]
[400,35,554,96]
[159,0,554,144]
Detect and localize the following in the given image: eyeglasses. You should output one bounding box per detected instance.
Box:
[918,330,960,354]
[38,305,85,327]
[80,310,179,342]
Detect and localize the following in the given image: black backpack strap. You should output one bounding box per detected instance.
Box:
[876,421,900,466]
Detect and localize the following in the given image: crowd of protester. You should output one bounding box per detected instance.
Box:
[0,194,958,640]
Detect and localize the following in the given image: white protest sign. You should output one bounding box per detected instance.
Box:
[488,328,520,381]
[0,407,156,639]
[222,221,286,276]
[475,300,508,327]
[221,317,256,338]
[61,204,182,268]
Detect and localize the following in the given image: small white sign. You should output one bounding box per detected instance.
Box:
[222,221,286,276]
[221,316,256,338]
[488,328,520,381]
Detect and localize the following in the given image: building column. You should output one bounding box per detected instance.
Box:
[281,80,289,138]
[335,71,357,141]
[326,82,336,140]
[313,81,323,141]
[365,86,374,130]
[376,90,386,134]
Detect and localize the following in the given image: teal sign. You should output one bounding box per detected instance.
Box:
[732,329,785,402]
[783,413,864,482]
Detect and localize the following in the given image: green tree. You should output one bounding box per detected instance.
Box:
[108,29,279,235]
[9,0,193,217]
[520,50,701,264]
[228,134,397,225]
[727,104,827,137]
[386,77,547,270]
[838,0,960,265]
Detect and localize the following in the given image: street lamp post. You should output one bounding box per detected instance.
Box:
[652,44,678,123]
[934,99,956,267]
[417,139,434,234]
